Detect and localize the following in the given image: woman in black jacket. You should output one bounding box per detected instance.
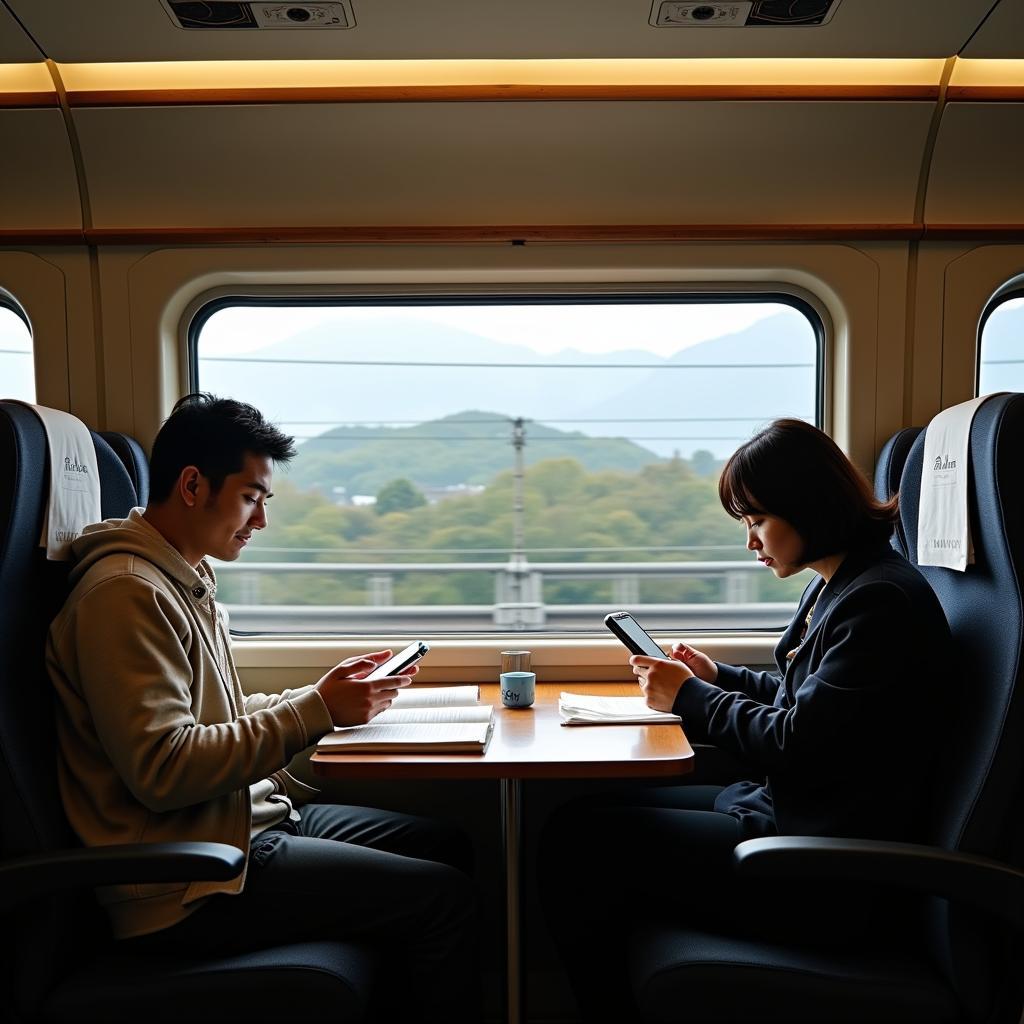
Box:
[540,419,952,1023]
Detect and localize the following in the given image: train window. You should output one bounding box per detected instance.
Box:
[0,299,34,403]
[190,296,821,636]
[978,293,1024,398]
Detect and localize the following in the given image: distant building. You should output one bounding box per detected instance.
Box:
[421,483,486,504]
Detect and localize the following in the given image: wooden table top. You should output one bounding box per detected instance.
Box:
[311,683,695,780]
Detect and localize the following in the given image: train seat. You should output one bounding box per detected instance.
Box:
[873,425,924,557]
[0,401,376,1023]
[98,429,150,505]
[629,394,1024,1024]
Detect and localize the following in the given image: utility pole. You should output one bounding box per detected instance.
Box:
[511,417,526,569]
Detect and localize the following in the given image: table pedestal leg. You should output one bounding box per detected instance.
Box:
[501,777,523,1024]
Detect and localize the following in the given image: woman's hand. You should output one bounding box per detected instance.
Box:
[630,655,693,713]
[669,642,718,683]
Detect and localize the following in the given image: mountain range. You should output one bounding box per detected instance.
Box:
[197,309,818,463]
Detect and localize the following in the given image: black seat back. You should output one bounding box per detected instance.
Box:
[898,394,1024,1021]
[874,426,923,557]
[0,400,141,1017]
[99,430,150,505]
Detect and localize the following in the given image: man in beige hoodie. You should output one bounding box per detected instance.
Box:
[47,393,478,1022]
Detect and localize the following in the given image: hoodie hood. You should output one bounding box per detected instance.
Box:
[69,507,207,592]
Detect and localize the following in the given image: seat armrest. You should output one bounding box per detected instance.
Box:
[733,836,1024,929]
[0,842,245,911]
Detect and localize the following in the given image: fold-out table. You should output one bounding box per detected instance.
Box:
[311,682,695,1024]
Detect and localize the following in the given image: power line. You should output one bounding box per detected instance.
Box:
[247,544,749,555]
[291,434,746,442]
[278,416,802,425]
[0,348,31,355]
[202,356,812,370]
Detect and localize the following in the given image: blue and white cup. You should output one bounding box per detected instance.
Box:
[500,671,536,708]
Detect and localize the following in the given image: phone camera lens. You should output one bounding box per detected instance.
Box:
[286,6,312,21]
[691,5,717,19]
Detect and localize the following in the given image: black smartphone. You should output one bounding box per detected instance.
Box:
[364,641,430,680]
[603,611,668,659]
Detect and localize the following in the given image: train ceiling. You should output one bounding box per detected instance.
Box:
[0,1,1019,62]
[0,0,1022,239]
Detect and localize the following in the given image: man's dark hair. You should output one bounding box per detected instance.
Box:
[718,418,898,563]
[149,393,297,503]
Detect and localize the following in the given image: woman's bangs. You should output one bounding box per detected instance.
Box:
[719,453,763,520]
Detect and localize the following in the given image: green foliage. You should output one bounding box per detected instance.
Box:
[286,410,661,497]
[224,451,807,611]
[375,478,427,516]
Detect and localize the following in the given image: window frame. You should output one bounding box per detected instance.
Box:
[186,286,825,639]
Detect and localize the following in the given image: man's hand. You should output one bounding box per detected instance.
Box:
[669,642,718,683]
[315,650,416,727]
[630,655,692,713]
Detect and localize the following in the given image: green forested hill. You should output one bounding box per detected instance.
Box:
[237,454,809,609]
[287,410,663,497]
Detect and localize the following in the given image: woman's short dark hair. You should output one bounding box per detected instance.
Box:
[718,419,898,563]
[149,393,297,504]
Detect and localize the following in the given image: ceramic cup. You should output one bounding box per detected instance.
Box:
[500,670,536,708]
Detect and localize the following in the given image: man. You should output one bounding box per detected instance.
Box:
[47,393,478,1021]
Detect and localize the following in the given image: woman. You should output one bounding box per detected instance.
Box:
[539,419,952,1022]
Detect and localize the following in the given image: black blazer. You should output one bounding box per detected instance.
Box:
[673,540,953,840]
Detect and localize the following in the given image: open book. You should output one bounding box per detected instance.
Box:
[317,685,494,753]
[558,692,682,726]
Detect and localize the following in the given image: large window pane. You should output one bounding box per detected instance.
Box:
[0,302,33,403]
[979,295,1024,397]
[192,297,820,635]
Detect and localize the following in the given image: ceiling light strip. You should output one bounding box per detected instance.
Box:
[948,59,1024,100]
[50,58,945,106]
[0,63,57,107]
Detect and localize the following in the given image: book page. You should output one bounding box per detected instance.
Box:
[318,721,491,750]
[558,693,681,724]
[390,685,481,709]
[371,705,493,726]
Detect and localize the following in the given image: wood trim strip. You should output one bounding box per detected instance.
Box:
[4,224,1024,247]
[0,92,58,108]
[63,84,942,107]
[947,86,1024,101]
[80,224,925,244]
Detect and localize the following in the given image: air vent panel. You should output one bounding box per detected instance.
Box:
[651,0,840,27]
[162,1,355,30]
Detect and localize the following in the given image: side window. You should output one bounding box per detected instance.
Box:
[0,300,33,403]
[978,293,1024,397]
[191,296,822,635]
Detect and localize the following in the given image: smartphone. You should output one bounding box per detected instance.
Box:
[364,641,430,680]
[603,611,669,659]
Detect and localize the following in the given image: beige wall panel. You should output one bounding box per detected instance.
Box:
[8,0,991,61]
[858,242,911,452]
[926,103,1024,225]
[0,109,81,230]
[35,248,103,426]
[0,5,43,61]
[74,101,932,229]
[960,0,1024,58]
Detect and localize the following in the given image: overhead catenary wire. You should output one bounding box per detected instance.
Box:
[202,356,812,369]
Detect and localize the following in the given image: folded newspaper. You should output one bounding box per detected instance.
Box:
[558,692,682,726]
